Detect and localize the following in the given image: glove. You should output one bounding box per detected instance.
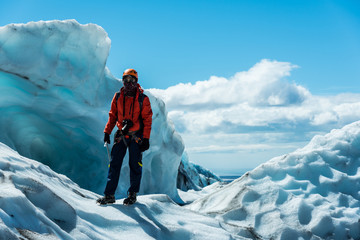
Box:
[104,133,110,144]
[139,138,150,152]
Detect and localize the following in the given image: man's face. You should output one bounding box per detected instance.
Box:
[123,75,137,96]
[123,75,137,93]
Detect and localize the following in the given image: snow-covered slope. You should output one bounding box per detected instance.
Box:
[187,121,360,239]
[0,142,235,240]
[2,116,360,240]
[0,20,211,200]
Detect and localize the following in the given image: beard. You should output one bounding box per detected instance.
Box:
[123,82,138,96]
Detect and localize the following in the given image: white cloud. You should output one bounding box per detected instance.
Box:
[149,59,309,109]
[311,111,339,125]
[148,59,360,170]
[186,143,298,154]
[150,59,360,134]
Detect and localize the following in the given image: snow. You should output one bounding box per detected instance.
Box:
[0,142,234,240]
[0,20,211,201]
[2,120,360,239]
[187,121,360,239]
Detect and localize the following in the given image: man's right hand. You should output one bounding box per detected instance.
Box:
[104,133,110,144]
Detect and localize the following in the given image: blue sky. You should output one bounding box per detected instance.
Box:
[1,0,360,174]
[1,0,359,93]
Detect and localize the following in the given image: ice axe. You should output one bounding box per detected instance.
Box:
[104,142,111,167]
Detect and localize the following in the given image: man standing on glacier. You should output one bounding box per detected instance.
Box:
[97,69,153,205]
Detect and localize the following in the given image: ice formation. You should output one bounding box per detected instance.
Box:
[187,121,360,239]
[177,152,222,191]
[0,20,204,200]
[0,20,111,106]
[1,116,360,239]
[0,142,233,240]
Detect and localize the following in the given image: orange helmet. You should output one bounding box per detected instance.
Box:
[123,68,138,81]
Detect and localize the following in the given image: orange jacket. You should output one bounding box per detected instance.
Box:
[104,84,153,139]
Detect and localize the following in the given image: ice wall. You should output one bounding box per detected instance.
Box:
[0,19,111,106]
[188,121,360,239]
[0,20,185,200]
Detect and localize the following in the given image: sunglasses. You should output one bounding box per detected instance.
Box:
[123,76,137,83]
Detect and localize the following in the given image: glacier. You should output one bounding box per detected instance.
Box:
[187,121,360,239]
[1,116,360,239]
[1,19,360,239]
[177,152,222,192]
[0,142,233,240]
[0,20,212,201]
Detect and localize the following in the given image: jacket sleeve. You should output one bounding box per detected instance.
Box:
[141,96,153,139]
[104,93,118,134]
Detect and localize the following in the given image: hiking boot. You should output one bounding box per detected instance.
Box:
[96,195,115,205]
[123,192,137,205]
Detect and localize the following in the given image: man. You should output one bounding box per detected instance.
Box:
[97,68,153,205]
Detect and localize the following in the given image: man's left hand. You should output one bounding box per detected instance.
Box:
[139,138,150,152]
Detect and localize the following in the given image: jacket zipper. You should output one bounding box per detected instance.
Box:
[129,100,132,116]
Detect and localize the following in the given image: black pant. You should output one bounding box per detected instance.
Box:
[104,136,142,195]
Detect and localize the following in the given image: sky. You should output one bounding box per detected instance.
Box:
[1,0,360,175]
[1,0,360,92]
